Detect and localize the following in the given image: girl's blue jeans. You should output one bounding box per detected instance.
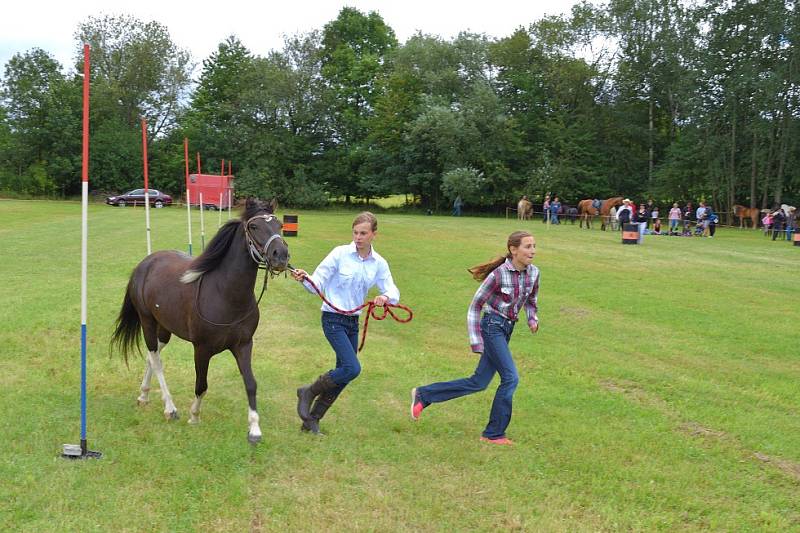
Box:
[417,313,519,439]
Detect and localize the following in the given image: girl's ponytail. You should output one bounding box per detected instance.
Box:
[467,230,533,282]
[468,255,508,281]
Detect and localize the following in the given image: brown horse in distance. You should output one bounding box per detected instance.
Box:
[517,198,533,220]
[578,197,624,230]
[733,205,760,229]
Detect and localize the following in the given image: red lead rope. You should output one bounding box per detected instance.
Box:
[300,275,413,352]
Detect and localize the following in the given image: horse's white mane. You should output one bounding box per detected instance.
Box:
[180,270,202,284]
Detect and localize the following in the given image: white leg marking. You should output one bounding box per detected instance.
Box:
[149,342,177,419]
[189,392,205,425]
[137,358,153,405]
[248,408,262,440]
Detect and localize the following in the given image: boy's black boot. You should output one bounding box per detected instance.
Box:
[297,373,338,423]
[301,391,340,435]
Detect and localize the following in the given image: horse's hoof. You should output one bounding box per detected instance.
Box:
[188,416,200,425]
[165,410,179,421]
[137,398,149,406]
[247,433,262,445]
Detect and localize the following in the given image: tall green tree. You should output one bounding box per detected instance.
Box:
[1,48,81,195]
[319,7,397,201]
[184,35,256,172]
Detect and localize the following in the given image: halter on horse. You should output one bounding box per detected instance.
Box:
[111,198,289,443]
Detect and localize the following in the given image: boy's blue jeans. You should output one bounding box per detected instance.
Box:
[417,313,520,439]
[321,312,361,393]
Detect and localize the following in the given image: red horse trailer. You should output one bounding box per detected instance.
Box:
[188,173,234,209]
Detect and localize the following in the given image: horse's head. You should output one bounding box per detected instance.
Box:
[608,197,624,208]
[243,198,289,272]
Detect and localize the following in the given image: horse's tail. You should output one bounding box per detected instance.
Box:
[110,276,142,366]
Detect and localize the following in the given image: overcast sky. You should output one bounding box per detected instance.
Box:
[2,0,577,74]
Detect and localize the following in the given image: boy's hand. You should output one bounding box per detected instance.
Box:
[529,321,539,334]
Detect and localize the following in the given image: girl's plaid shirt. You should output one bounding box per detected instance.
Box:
[467,259,540,353]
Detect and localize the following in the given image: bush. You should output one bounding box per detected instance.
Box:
[441,167,486,205]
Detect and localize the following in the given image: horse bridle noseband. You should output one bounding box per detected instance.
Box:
[244,214,287,273]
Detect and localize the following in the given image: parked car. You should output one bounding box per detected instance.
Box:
[106,189,173,208]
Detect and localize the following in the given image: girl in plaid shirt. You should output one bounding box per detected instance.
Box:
[410,231,539,445]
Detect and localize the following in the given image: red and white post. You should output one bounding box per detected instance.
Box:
[141,119,152,255]
[184,138,192,256]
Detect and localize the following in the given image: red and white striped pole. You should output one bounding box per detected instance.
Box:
[64,43,101,459]
[196,153,205,249]
[141,119,152,255]
[184,138,192,256]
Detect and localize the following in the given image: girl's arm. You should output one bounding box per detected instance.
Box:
[525,271,540,333]
[467,272,497,353]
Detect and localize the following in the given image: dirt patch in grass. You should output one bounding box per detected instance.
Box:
[677,421,726,439]
[559,306,591,318]
[599,379,670,412]
[601,378,800,485]
[754,453,800,482]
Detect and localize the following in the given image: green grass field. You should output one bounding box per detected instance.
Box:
[1,199,798,531]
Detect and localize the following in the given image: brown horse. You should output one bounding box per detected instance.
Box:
[111,198,289,443]
[517,198,533,220]
[578,197,624,230]
[733,205,760,229]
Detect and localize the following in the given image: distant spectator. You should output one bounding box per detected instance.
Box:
[645,199,655,228]
[705,206,718,238]
[653,217,662,234]
[549,196,561,224]
[609,206,619,231]
[668,203,681,234]
[633,204,648,243]
[696,202,707,225]
[616,199,633,228]
[772,208,786,241]
[452,195,463,217]
[542,194,550,223]
[762,212,773,236]
[786,210,797,241]
[651,206,659,230]
[683,202,694,231]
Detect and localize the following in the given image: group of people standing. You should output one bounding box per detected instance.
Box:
[291,212,539,445]
[541,194,562,224]
[614,199,719,240]
[762,206,798,241]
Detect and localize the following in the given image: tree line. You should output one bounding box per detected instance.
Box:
[1,1,798,213]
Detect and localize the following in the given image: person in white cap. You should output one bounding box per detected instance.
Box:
[616,198,633,228]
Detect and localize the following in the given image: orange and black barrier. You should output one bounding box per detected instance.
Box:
[283,214,298,237]
[622,223,639,244]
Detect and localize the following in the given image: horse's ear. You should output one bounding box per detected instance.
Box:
[267,198,278,213]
